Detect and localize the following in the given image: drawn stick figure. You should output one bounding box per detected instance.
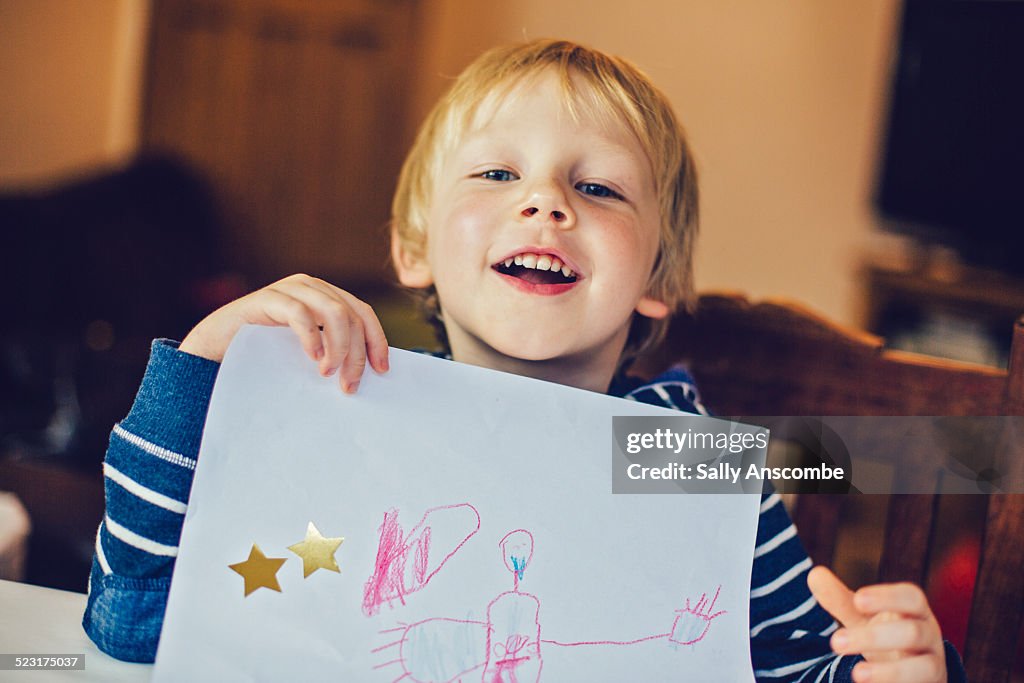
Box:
[483,530,542,683]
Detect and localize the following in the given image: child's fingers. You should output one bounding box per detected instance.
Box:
[853,583,932,619]
[286,313,326,365]
[239,274,386,390]
[308,296,359,379]
[832,614,938,656]
[851,654,945,683]
[351,297,389,373]
[263,279,358,378]
[253,289,326,363]
[807,566,866,629]
[337,316,367,393]
[806,565,945,679]
[260,284,345,370]
[304,278,390,373]
[287,279,379,383]
[289,285,371,391]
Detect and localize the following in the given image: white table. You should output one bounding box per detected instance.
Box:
[0,579,151,681]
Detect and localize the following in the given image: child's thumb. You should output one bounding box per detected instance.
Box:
[806,565,866,628]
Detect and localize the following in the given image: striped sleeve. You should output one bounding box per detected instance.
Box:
[83,339,219,662]
[748,490,859,681]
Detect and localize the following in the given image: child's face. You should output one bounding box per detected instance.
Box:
[396,71,667,384]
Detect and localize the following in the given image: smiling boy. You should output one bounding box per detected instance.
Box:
[84,40,963,682]
[391,65,669,393]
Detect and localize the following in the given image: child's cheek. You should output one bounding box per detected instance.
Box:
[595,215,659,274]
[445,195,503,250]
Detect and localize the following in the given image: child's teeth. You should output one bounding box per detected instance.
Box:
[503,252,576,277]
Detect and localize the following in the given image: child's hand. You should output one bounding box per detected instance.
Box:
[179,274,389,393]
[808,566,947,683]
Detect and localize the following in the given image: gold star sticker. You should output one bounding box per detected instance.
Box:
[228,544,287,596]
[288,521,345,578]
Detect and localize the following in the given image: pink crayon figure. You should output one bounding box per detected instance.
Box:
[483,530,542,683]
[669,585,725,645]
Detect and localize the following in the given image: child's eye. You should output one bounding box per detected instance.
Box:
[478,169,518,182]
[576,182,624,201]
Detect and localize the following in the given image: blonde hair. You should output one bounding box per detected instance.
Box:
[392,39,699,359]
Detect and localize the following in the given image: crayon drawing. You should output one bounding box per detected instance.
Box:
[370,507,725,682]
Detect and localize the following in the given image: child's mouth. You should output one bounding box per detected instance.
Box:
[492,253,578,286]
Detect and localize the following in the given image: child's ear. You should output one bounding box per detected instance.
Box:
[390,228,433,288]
[635,296,669,319]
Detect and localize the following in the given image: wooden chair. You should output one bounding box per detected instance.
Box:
[636,292,1024,683]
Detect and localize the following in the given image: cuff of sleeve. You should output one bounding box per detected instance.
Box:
[119,339,220,459]
[83,557,167,663]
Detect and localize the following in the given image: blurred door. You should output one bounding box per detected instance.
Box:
[142,0,421,286]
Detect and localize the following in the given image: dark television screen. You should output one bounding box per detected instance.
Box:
[876,0,1024,272]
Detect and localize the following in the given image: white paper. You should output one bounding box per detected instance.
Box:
[154,326,762,682]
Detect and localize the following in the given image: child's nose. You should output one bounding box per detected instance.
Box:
[518,187,576,228]
[520,206,569,222]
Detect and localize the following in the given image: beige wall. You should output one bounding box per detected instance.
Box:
[1,0,899,325]
[410,0,901,325]
[0,0,148,189]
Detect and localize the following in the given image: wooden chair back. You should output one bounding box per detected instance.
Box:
[636,292,1024,682]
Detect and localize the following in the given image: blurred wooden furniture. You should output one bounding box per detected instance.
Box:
[865,259,1024,367]
[866,260,1024,337]
[639,292,1024,682]
[143,0,421,286]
